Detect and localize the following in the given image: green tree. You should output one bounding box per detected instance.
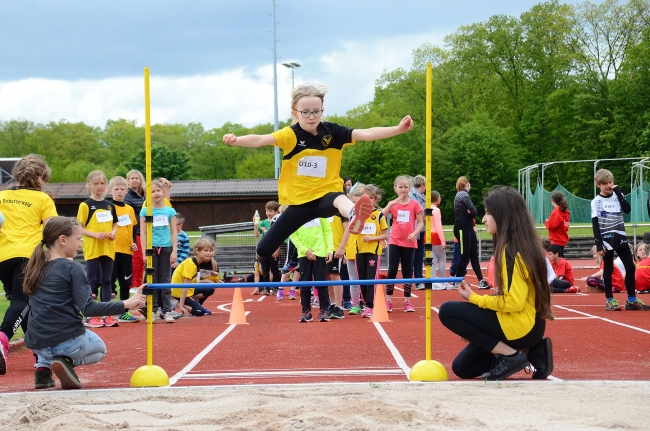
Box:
[123,146,191,180]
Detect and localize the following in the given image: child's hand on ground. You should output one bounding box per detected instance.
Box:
[179,306,191,317]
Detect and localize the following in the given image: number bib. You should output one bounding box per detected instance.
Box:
[153,214,169,227]
[602,200,620,213]
[396,210,410,223]
[95,211,113,224]
[197,269,212,281]
[297,156,327,178]
[117,214,132,227]
[361,223,376,234]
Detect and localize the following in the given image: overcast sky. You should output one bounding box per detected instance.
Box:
[0,0,598,129]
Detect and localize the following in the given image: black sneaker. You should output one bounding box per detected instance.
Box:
[328,305,345,319]
[481,351,529,381]
[52,356,82,389]
[625,299,650,310]
[527,338,553,380]
[299,312,313,323]
[477,279,491,289]
[318,309,331,322]
[34,369,56,389]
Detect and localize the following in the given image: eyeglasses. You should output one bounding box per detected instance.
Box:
[296,109,324,118]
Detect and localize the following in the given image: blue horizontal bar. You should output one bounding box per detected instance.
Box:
[146,277,463,289]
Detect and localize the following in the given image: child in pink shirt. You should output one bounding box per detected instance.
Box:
[382,176,424,312]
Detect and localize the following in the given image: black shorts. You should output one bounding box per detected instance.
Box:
[327,257,341,274]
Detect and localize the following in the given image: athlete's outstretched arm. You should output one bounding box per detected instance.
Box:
[222,133,276,148]
[351,115,413,142]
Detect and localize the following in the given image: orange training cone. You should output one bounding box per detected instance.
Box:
[371,284,391,323]
[228,287,248,325]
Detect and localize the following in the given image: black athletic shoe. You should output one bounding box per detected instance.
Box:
[477,279,491,289]
[527,338,554,380]
[481,351,529,381]
[328,304,345,319]
[318,310,331,322]
[52,356,82,389]
[35,369,56,389]
[299,312,313,323]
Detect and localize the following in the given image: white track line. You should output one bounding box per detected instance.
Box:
[553,317,598,320]
[553,305,650,335]
[392,286,418,298]
[180,368,404,380]
[169,317,248,385]
[373,322,412,379]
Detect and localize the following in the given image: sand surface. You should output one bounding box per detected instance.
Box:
[0,381,647,430]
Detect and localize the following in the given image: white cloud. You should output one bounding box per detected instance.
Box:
[0,32,444,129]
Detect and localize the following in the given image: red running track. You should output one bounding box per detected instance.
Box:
[1,261,649,392]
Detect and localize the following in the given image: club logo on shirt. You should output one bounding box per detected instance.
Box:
[298,141,306,146]
[371,214,376,220]
[321,135,333,148]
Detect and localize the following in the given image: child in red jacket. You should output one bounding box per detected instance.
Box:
[546,244,579,293]
[545,191,570,257]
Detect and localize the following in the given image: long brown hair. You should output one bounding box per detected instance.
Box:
[484,186,553,320]
[23,217,80,295]
[551,191,568,212]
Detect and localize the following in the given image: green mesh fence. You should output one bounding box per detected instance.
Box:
[527,181,649,224]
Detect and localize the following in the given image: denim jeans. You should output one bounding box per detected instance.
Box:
[33,330,107,369]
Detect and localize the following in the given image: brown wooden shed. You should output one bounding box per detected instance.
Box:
[0,179,279,231]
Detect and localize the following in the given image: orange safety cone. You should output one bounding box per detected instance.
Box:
[371,283,391,323]
[228,287,248,325]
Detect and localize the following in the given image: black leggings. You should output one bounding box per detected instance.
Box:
[112,252,133,310]
[439,301,545,378]
[356,253,379,308]
[453,222,483,281]
[603,246,636,299]
[0,257,30,340]
[86,256,115,303]
[257,193,343,258]
[298,256,329,313]
[386,244,414,298]
[550,278,571,293]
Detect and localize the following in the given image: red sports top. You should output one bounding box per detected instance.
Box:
[545,206,570,246]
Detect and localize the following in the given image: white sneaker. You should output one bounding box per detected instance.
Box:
[164,312,175,323]
[432,283,447,291]
[446,282,459,290]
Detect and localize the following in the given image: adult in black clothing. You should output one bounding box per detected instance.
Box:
[450,176,489,289]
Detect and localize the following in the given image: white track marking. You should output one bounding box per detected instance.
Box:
[179,368,404,380]
[169,322,244,385]
[373,322,412,379]
[553,305,650,334]
[553,317,598,320]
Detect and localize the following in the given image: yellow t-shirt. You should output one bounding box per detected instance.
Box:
[0,188,58,261]
[171,257,220,298]
[271,122,354,205]
[327,214,345,249]
[113,201,136,255]
[356,209,388,256]
[469,250,537,340]
[77,198,118,260]
[345,233,358,261]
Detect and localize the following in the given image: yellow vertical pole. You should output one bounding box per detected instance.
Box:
[409,62,448,381]
[130,68,169,387]
[144,67,154,368]
[424,62,432,362]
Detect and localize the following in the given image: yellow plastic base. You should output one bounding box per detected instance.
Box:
[130,365,170,387]
[409,360,449,381]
